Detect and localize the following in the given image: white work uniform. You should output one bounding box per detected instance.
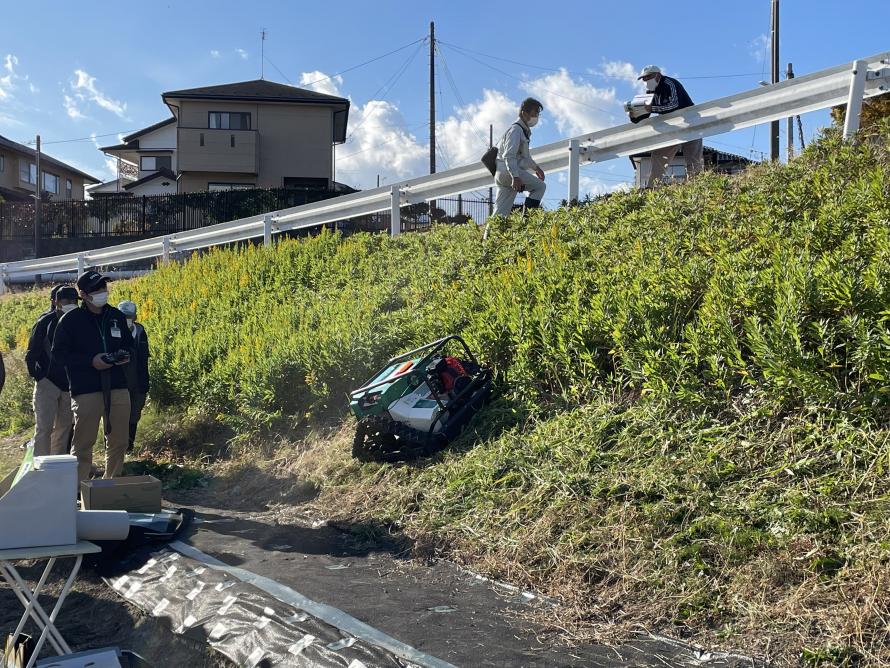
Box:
[493,119,546,216]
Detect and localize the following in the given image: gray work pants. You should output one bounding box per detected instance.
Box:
[494,168,546,216]
[645,138,704,188]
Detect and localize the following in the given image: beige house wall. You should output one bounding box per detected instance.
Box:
[175,100,334,192]
[0,149,89,199]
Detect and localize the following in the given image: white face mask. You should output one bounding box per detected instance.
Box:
[126,318,135,330]
[60,304,77,314]
[527,115,539,128]
[90,291,109,307]
[645,77,659,92]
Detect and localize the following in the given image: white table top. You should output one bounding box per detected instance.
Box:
[0,541,100,561]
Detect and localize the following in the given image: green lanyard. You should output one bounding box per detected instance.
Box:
[94,308,109,353]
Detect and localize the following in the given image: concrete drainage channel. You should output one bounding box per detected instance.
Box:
[94,506,768,668]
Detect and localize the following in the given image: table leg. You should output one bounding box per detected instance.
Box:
[1,559,68,656]
[25,554,83,668]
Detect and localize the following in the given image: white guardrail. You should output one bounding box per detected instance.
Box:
[1,51,888,291]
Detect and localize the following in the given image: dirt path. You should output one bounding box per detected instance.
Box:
[1,450,764,667]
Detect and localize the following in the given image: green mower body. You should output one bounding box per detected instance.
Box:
[348,335,493,462]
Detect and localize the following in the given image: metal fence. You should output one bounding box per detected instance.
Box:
[0,187,351,240]
[352,196,493,234]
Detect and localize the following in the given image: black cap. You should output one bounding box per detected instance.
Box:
[56,287,79,301]
[49,284,67,301]
[76,270,109,293]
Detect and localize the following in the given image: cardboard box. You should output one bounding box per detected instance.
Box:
[80,475,162,513]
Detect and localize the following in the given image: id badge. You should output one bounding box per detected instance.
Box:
[110,321,122,339]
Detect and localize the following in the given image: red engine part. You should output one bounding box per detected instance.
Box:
[438,356,468,392]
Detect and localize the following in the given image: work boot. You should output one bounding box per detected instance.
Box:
[523,198,541,213]
[127,422,138,452]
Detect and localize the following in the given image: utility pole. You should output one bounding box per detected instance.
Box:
[770,0,780,161]
[429,21,436,219]
[429,21,435,177]
[488,124,494,216]
[34,134,41,259]
[786,62,794,160]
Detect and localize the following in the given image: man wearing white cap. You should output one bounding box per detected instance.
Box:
[630,65,703,188]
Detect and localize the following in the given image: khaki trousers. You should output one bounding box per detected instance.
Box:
[70,389,131,482]
[494,168,547,217]
[32,378,73,457]
[646,138,704,188]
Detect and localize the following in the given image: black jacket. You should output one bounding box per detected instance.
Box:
[122,323,150,395]
[25,311,69,391]
[52,304,135,396]
[631,76,695,123]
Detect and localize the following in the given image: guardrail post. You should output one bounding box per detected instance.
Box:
[843,59,868,140]
[390,186,401,237]
[263,214,274,247]
[567,139,580,205]
[76,254,86,276]
[0,265,8,295]
[162,236,172,263]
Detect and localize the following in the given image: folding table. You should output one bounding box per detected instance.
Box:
[1,541,101,668]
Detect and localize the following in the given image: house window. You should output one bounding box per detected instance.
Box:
[667,164,687,180]
[43,172,60,194]
[207,182,255,192]
[208,112,251,130]
[19,161,37,184]
[66,179,73,197]
[140,156,172,171]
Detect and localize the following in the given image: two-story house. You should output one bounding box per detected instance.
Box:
[94,118,178,196]
[0,134,100,201]
[629,145,755,188]
[96,79,350,195]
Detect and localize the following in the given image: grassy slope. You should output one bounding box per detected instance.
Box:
[0,127,888,665]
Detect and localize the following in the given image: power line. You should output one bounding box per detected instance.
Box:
[263,54,293,85]
[20,38,427,148]
[440,42,612,115]
[344,40,425,143]
[435,44,488,147]
[437,39,761,82]
[26,130,138,147]
[336,121,429,160]
[301,38,426,89]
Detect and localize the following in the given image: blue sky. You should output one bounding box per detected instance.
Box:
[0,1,887,199]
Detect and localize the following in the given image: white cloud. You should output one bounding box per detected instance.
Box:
[210,49,221,58]
[299,70,343,97]
[749,34,769,63]
[104,156,120,180]
[600,60,639,85]
[435,88,517,167]
[336,99,427,188]
[29,82,38,93]
[64,95,85,119]
[0,53,20,100]
[236,48,248,60]
[71,69,127,117]
[522,69,619,136]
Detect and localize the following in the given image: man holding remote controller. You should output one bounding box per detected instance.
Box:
[53,270,134,482]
